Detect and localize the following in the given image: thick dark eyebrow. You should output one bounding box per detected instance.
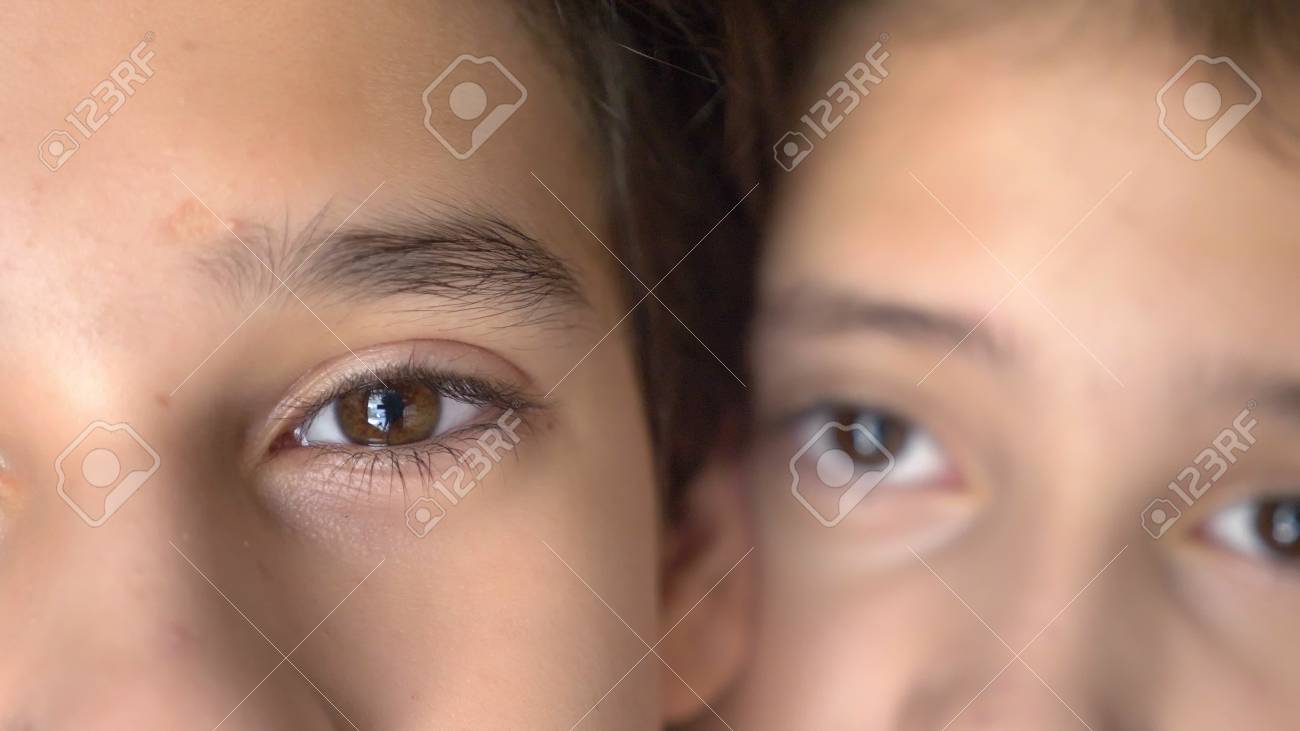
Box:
[756,286,1010,359]
[200,207,587,325]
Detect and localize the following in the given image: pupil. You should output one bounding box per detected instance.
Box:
[366,389,405,432]
[1265,501,1300,549]
[828,411,899,467]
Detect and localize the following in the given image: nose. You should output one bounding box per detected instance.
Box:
[0,433,334,729]
[895,505,1157,731]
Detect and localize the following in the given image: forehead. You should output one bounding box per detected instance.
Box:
[765,20,1300,367]
[0,0,610,319]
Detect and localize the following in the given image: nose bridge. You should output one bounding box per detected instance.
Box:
[920,443,1159,729]
[0,427,331,727]
[0,499,232,710]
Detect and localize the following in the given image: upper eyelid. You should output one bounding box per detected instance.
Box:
[283,364,537,446]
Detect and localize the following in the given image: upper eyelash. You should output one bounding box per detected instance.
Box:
[288,363,532,428]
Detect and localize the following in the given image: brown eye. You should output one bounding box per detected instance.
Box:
[1256,499,1300,559]
[825,408,907,469]
[330,382,442,446]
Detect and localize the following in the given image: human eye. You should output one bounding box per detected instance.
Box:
[1201,496,1300,564]
[293,370,519,449]
[263,344,539,494]
[788,405,951,489]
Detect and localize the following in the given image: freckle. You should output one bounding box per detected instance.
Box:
[181,39,199,52]
[169,622,197,650]
[161,198,220,246]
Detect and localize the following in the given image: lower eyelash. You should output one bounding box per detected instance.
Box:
[298,421,524,501]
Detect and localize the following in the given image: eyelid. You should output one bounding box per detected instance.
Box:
[792,404,951,488]
[253,341,541,464]
[284,366,532,450]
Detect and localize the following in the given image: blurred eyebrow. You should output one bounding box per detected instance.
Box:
[201,208,586,324]
[757,287,1009,359]
[1240,380,1300,422]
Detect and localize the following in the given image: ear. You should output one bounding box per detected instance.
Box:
[659,441,754,724]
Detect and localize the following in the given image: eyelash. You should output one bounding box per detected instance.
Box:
[782,403,951,488]
[275,361,537,488]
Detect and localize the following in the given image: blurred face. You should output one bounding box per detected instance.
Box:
[0,1,660,728]
[706,7,1300,730]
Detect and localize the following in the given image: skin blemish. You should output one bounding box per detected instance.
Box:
[160,198,221,246]
[167,621,198,652]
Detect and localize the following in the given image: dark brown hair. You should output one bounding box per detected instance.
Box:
[525,1,756,516]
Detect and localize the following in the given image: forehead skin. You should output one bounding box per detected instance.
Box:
[0,0,639,425]
[0,0,619,349]
[766,8,1300,388]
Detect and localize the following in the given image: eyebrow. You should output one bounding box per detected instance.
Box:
[756,286,1010,359]
[198,206,587,325]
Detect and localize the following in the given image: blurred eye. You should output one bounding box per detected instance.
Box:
[1203,497,1300,562]
[298,380,483,447]
[803,407,949,487]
